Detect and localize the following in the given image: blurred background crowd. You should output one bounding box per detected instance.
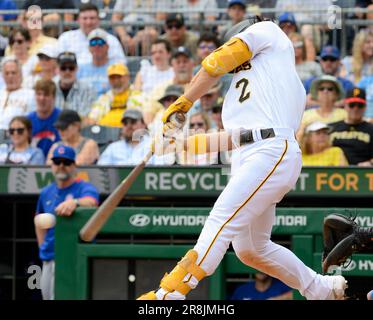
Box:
[0,0,373,167]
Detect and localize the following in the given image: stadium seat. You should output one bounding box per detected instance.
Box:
[81,125,121,153]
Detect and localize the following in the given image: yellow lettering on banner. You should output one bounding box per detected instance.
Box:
[365,173,373,191]
[316,173,328,191]
[329,173,344,191]
[346,173,359,191]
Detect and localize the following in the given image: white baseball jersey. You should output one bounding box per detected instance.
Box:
[222,21,306,133]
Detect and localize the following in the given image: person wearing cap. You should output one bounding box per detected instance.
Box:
[133,39,174,93]
[54,52,97,121]
[160,13,198,58]
[27,79,61,157]
[35,144,99,299]
[298,75,347,141]
[98,109,174,165]
[0,57,36,130]
[300,121,347,166]
[304,46,354,103]
[77,28,116,97]
[111,0,159,56]
[88,63,135,128]
[46,110,99,165]
[218,0,246,40]
[329,87,373,166]
[58,3,126,66]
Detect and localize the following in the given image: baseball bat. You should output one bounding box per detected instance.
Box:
[79,112,186,242]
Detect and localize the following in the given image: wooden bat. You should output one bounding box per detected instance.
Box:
[79,112,185,242]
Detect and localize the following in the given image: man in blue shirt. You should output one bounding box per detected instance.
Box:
[35,145,99,300]
[28,79,61,157]
[230,272,293,300]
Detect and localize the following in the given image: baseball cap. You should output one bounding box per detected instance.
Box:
[278,12,296,25]
[54,109,81,130]
[320,45,340,60]
[228,0,246,9]
[305,121,330,134]
[166,13,184,26]
[345,87,366,105]
[310,75,344,101]
[107,63,129,76]
[57,51,77,65]
[51,144,76,162]
[88,28,108,42]
[37,44,59,59]
[121,109,143,122]
[158,85,183,103]
[172,46,192,59]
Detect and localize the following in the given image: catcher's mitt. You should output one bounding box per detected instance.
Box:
[322,213,373,273]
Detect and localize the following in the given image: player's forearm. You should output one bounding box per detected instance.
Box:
[35,225,46,247]
[77,197,98,207]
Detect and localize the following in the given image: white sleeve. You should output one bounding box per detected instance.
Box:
[97,144,114,165]
[234,21,279,58]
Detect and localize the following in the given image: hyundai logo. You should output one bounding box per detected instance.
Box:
[129,214,151,227]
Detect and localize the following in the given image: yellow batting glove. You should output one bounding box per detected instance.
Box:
[162,95,193,123]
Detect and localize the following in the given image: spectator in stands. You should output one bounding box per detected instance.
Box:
[218,0,246,40]
[198,81,222,113]
[231,272,293,300]
[193,33,220,72]
[55,52,96,121]
[341,29,373,84]
[178,111,218,165]
[88,63,134,128]
[0,116,44,164]
[23,44,59,89]
[289,32,322,83]
[210,98,224,130]
[58,3,126,66]
[77,28,115,96]
[177,0,219,25]
[8,28,38,79]
[298,75,346,140]
[0,58,35,130]
[300,121,348,166]
[35,144,99,300]
[28,79,61,157]
[160,13,198,59]
[145,47,194,126]
[98,109,174,165]
[133,39,174,94]
[111,0,159,56]
[47,110,99,165]
[278,12,316,61]
[330,87,373,166]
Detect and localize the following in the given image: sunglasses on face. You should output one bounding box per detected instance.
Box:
[60,65,76,72]
[318,86,335,92]
[198,44,216,51]
[52,158,74,166]
[322,57,338,62]
[190,122,205,129]
[12,39,25,45]
[9,127,25,135]
[123,118,138,126]
[167,23,182,30]
[211,107,222,114]
[348,103,365,109]
[89,39,106,47]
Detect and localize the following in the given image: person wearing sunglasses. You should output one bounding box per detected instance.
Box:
[0,116,44,164]
[160,13,198,59]
[55,52,96,122]
[304,46,354,108]
[77,28,114,97]
[46,109,100,166]
[329,87,373,166]
[298,75,346,141]
[35,144,99,299]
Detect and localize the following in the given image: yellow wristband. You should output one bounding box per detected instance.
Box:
[162,95,193,123]
[187,134,207,154]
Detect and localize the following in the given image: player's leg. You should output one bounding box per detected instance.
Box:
[232,204,346,300]
[40,260,55,300]
[138,139,298,300]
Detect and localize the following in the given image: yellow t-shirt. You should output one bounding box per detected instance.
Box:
[301,108,347,129]
[302,147,348,166]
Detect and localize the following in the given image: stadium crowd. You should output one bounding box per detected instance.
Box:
[0,0,373,167]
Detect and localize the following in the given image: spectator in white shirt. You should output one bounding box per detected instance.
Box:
[98,109,174,165]
[0,57,35,130]
[58,3,126,66]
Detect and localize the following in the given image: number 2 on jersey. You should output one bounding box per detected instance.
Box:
[235,78,251,103]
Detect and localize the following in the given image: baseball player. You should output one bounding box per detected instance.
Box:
[138,17,347,300]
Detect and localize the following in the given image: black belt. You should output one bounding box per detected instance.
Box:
[240,128,275,144]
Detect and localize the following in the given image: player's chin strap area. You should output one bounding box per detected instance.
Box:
[159,250,206,296]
